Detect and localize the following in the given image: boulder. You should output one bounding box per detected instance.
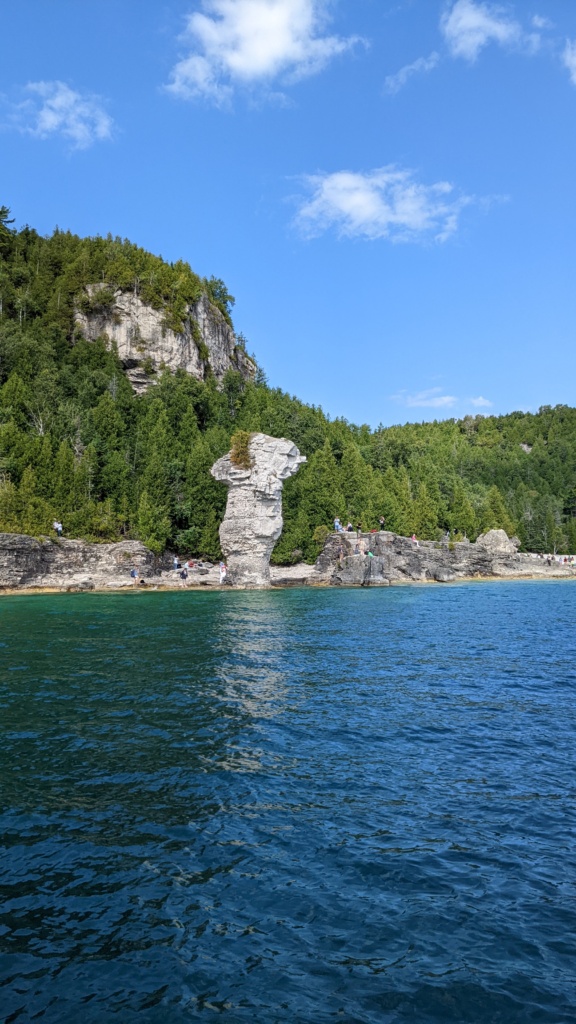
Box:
[475,529,519,555]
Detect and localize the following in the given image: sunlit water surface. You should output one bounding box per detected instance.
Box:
[1,582,576,1023]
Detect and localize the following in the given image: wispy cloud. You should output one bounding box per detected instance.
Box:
[532,15,553,31]
[470,395,493,407]
[8,81,113,149]
[440,0,526,61]
[384,51,440,94]
[294,166,475,243]
[392,388,458,409]
[166,0,361,104]
[562,39,576,85]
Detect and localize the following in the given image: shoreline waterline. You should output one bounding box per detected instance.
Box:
[2,571,576,597]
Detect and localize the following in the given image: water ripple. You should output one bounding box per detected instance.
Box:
[1,582,575,1022]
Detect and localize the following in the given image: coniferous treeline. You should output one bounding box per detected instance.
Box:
[1,208,575,560]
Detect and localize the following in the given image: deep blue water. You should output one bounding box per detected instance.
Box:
[1,582,576,1023]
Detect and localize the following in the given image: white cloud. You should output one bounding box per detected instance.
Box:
[532,15,553,31]
[384,51,440,94]
[562,39,576,85]
[470,395,493,407]
[440,0,523,61]
[166,0,361,104]
[392,388,458,409]
[12,81,113,149]
[294,166,474,243]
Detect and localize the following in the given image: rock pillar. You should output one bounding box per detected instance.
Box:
[211,433,306,587]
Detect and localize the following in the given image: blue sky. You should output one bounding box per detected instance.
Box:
[1,0,575,428]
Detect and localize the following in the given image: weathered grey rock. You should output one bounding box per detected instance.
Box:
[75,287,255,392]
[0,535,157,590]
[211,433,306,587]
[313,529,576,586]
[475,529,518,555]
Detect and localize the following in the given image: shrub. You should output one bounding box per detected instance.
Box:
[230,430,253,470]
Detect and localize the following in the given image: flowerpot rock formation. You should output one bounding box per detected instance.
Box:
[211,433,306,587]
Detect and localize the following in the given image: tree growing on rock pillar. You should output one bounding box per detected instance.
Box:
[211,432,306,587]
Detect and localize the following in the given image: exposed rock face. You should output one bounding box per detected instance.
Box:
[0,535,157,590]
[475,529,518,555]
[75,288,255,394]
[313,529,576,586]
[211,433,306,587]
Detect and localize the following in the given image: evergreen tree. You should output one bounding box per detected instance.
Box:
[449,480,477,539]
[480,485,516,537]
[413,481,439,539]
[300,439,344,530]
[198,507,222,561]
[137,490,170,554]
[339,443,373,524]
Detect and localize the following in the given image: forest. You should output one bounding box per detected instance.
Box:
[1,207,575,562]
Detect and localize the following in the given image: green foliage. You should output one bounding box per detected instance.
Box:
[229,429,253,469]
[191,319,210,362]
[203,276,235,325]
[137,490,170,554]
[1,212,575,561]
[312,524,329,545]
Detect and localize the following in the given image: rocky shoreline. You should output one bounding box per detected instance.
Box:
[313,528,576,586]
[0,529,574,595]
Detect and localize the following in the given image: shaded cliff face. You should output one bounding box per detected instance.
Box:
[75,287,256,393]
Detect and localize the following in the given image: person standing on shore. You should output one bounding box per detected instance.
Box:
[130,566,139,585]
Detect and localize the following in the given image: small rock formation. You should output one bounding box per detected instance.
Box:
[211,433,306,587]
[475,529,519,556]
[313,529,575,586]
[75,287,255,394]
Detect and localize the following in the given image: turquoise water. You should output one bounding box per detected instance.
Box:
[1,582,576,1023]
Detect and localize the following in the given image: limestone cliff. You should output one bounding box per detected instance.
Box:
[75,287,256,394]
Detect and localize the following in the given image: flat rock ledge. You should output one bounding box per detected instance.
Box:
[0,530,574,594]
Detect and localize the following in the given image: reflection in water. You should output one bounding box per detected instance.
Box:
[1,583,576,1023]
[215,594,297,719]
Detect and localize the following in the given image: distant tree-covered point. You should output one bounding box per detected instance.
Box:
[1,207,575,560]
